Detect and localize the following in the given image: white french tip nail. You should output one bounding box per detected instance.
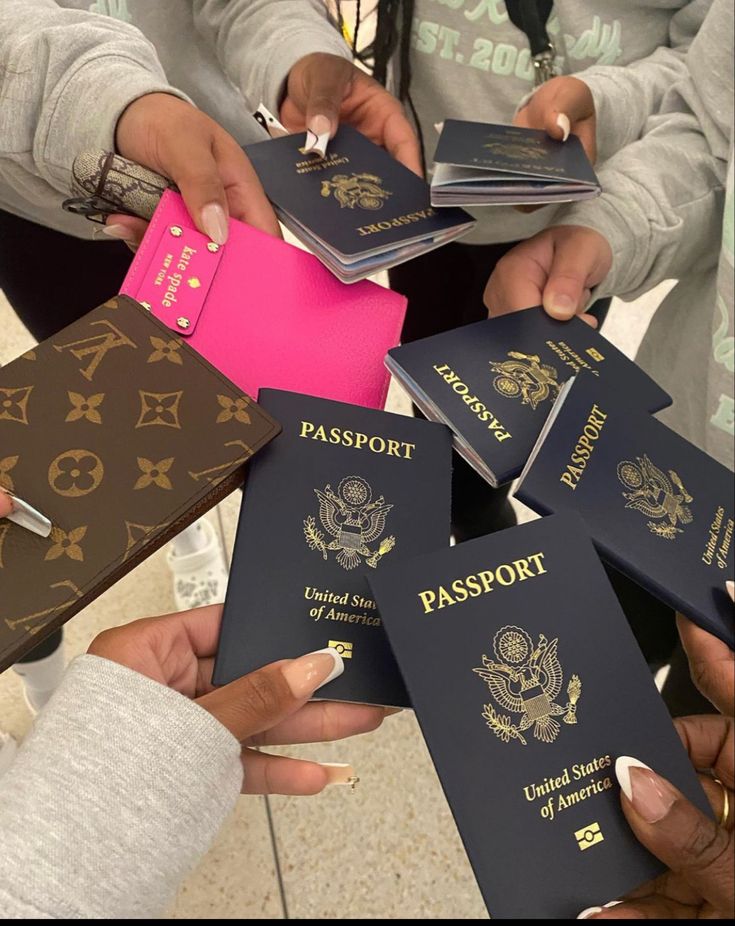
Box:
[3,493,52,538]
[302,129,330,159]
[312,647,344,688]
[615,756,652,802]
[101,223,134,241]
[434,121,445,134]
[604,901,623,908]
[726,580,734,602]
[577,907,603,920]
[556,112,571,142]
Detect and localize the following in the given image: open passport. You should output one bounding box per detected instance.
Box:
[368,512,711,918]
[431,120,600,206]
[245,125,475,282]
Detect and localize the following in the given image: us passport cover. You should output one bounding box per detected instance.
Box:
[368,512,711,918]
[434,120,599,184]
[244,125,474,262]
[213,389,452,706]
[386,309,671,486]
[517,375,734,648]
[0,295,280,671]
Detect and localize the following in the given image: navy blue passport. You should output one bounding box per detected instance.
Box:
[386,309,671,487]
[368,512,711,919]
[432,120,600,206]
[517,375,735,648]
[245,125,474,282]
[213,389,452,706]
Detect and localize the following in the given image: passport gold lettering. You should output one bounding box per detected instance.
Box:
[357,209,437,236]
[298,420,415,459]
[418,551,546,613]
[701,506,733,569]
[545,339,601,377]
[432,363,512,443]
[523,755,613,821]
[559,404,608,490]
[304,586,382,627]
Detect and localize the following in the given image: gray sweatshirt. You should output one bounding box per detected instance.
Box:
[557,0,733,469]
[0,0,350,238]
[0,655,243,919]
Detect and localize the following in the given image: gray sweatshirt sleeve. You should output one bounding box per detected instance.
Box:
[0,0,189,200]
[553,0,729,302]
[192,0,352,114]
[580,0,711,163]
[0,654,243,919]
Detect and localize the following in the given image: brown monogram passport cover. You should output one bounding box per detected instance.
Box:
[0,295,280,670]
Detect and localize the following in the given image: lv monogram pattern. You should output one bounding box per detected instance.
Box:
[0,296,279,669]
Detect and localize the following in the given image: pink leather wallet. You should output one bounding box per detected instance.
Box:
[120,191,407,409]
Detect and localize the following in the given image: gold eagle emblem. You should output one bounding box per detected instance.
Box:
[303,476,396,571]
[489,351,561,410]
[617,455,693,540]
[474,626,582,746]
[319,173,391,211]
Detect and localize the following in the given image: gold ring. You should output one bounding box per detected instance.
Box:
[713,778,730,828]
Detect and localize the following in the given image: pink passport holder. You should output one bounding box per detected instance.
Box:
[120,191,407,409]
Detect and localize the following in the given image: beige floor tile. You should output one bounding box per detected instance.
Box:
[266,710,487,919]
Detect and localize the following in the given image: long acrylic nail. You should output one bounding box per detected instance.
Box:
[546,293,576,318]
[577,907,603,920]
[556,112,571,141]
[200,202,229,245]
[320,762,359,789]
[727,580,734,602]
[101,224,134,241]
[282,647,343,699]
[0,488,52,538]
[616,756,675,823]
[304,115,332,158]
[603,901,623,909]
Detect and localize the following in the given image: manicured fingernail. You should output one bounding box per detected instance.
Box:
[546,293,576,318]
[282,647,343,698]
[726,580,734,602]
[577,907,603,919]
[603,901,623,908]
[616,756,675,823]
[304,118,331,158]
[200,202,228,245]
[0,489,52,538]
[320,762,359,789]
[101,223,134,241]
[556,112,571,141]
[434,121,445,134]
[384,707,403,715]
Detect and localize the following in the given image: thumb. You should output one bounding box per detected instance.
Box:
[542,227,612,320]
[541,77,594,140]
[616,756,734,913]
[195,647,343,741]
[291,53,354,139]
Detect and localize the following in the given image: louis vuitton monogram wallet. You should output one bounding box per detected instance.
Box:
[0,295,280,670]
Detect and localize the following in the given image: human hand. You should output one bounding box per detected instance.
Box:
[88,605,389,794]
[104,93,280,248]
[280,53,422,175]
[578,616,734,919]
[483,225,612,327]
[515,76,596,163]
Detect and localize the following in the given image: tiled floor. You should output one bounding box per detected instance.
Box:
[0,279,671,918]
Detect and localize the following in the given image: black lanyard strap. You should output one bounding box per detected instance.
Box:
[505,0,557,85]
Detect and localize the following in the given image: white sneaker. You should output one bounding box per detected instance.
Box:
[0,730,18,777]
[12,642,66,715]
[167,517,229,611]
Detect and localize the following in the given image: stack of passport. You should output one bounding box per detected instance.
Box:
[386,308,672,486]
[431,120,601,207]
[245,125,475,282]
